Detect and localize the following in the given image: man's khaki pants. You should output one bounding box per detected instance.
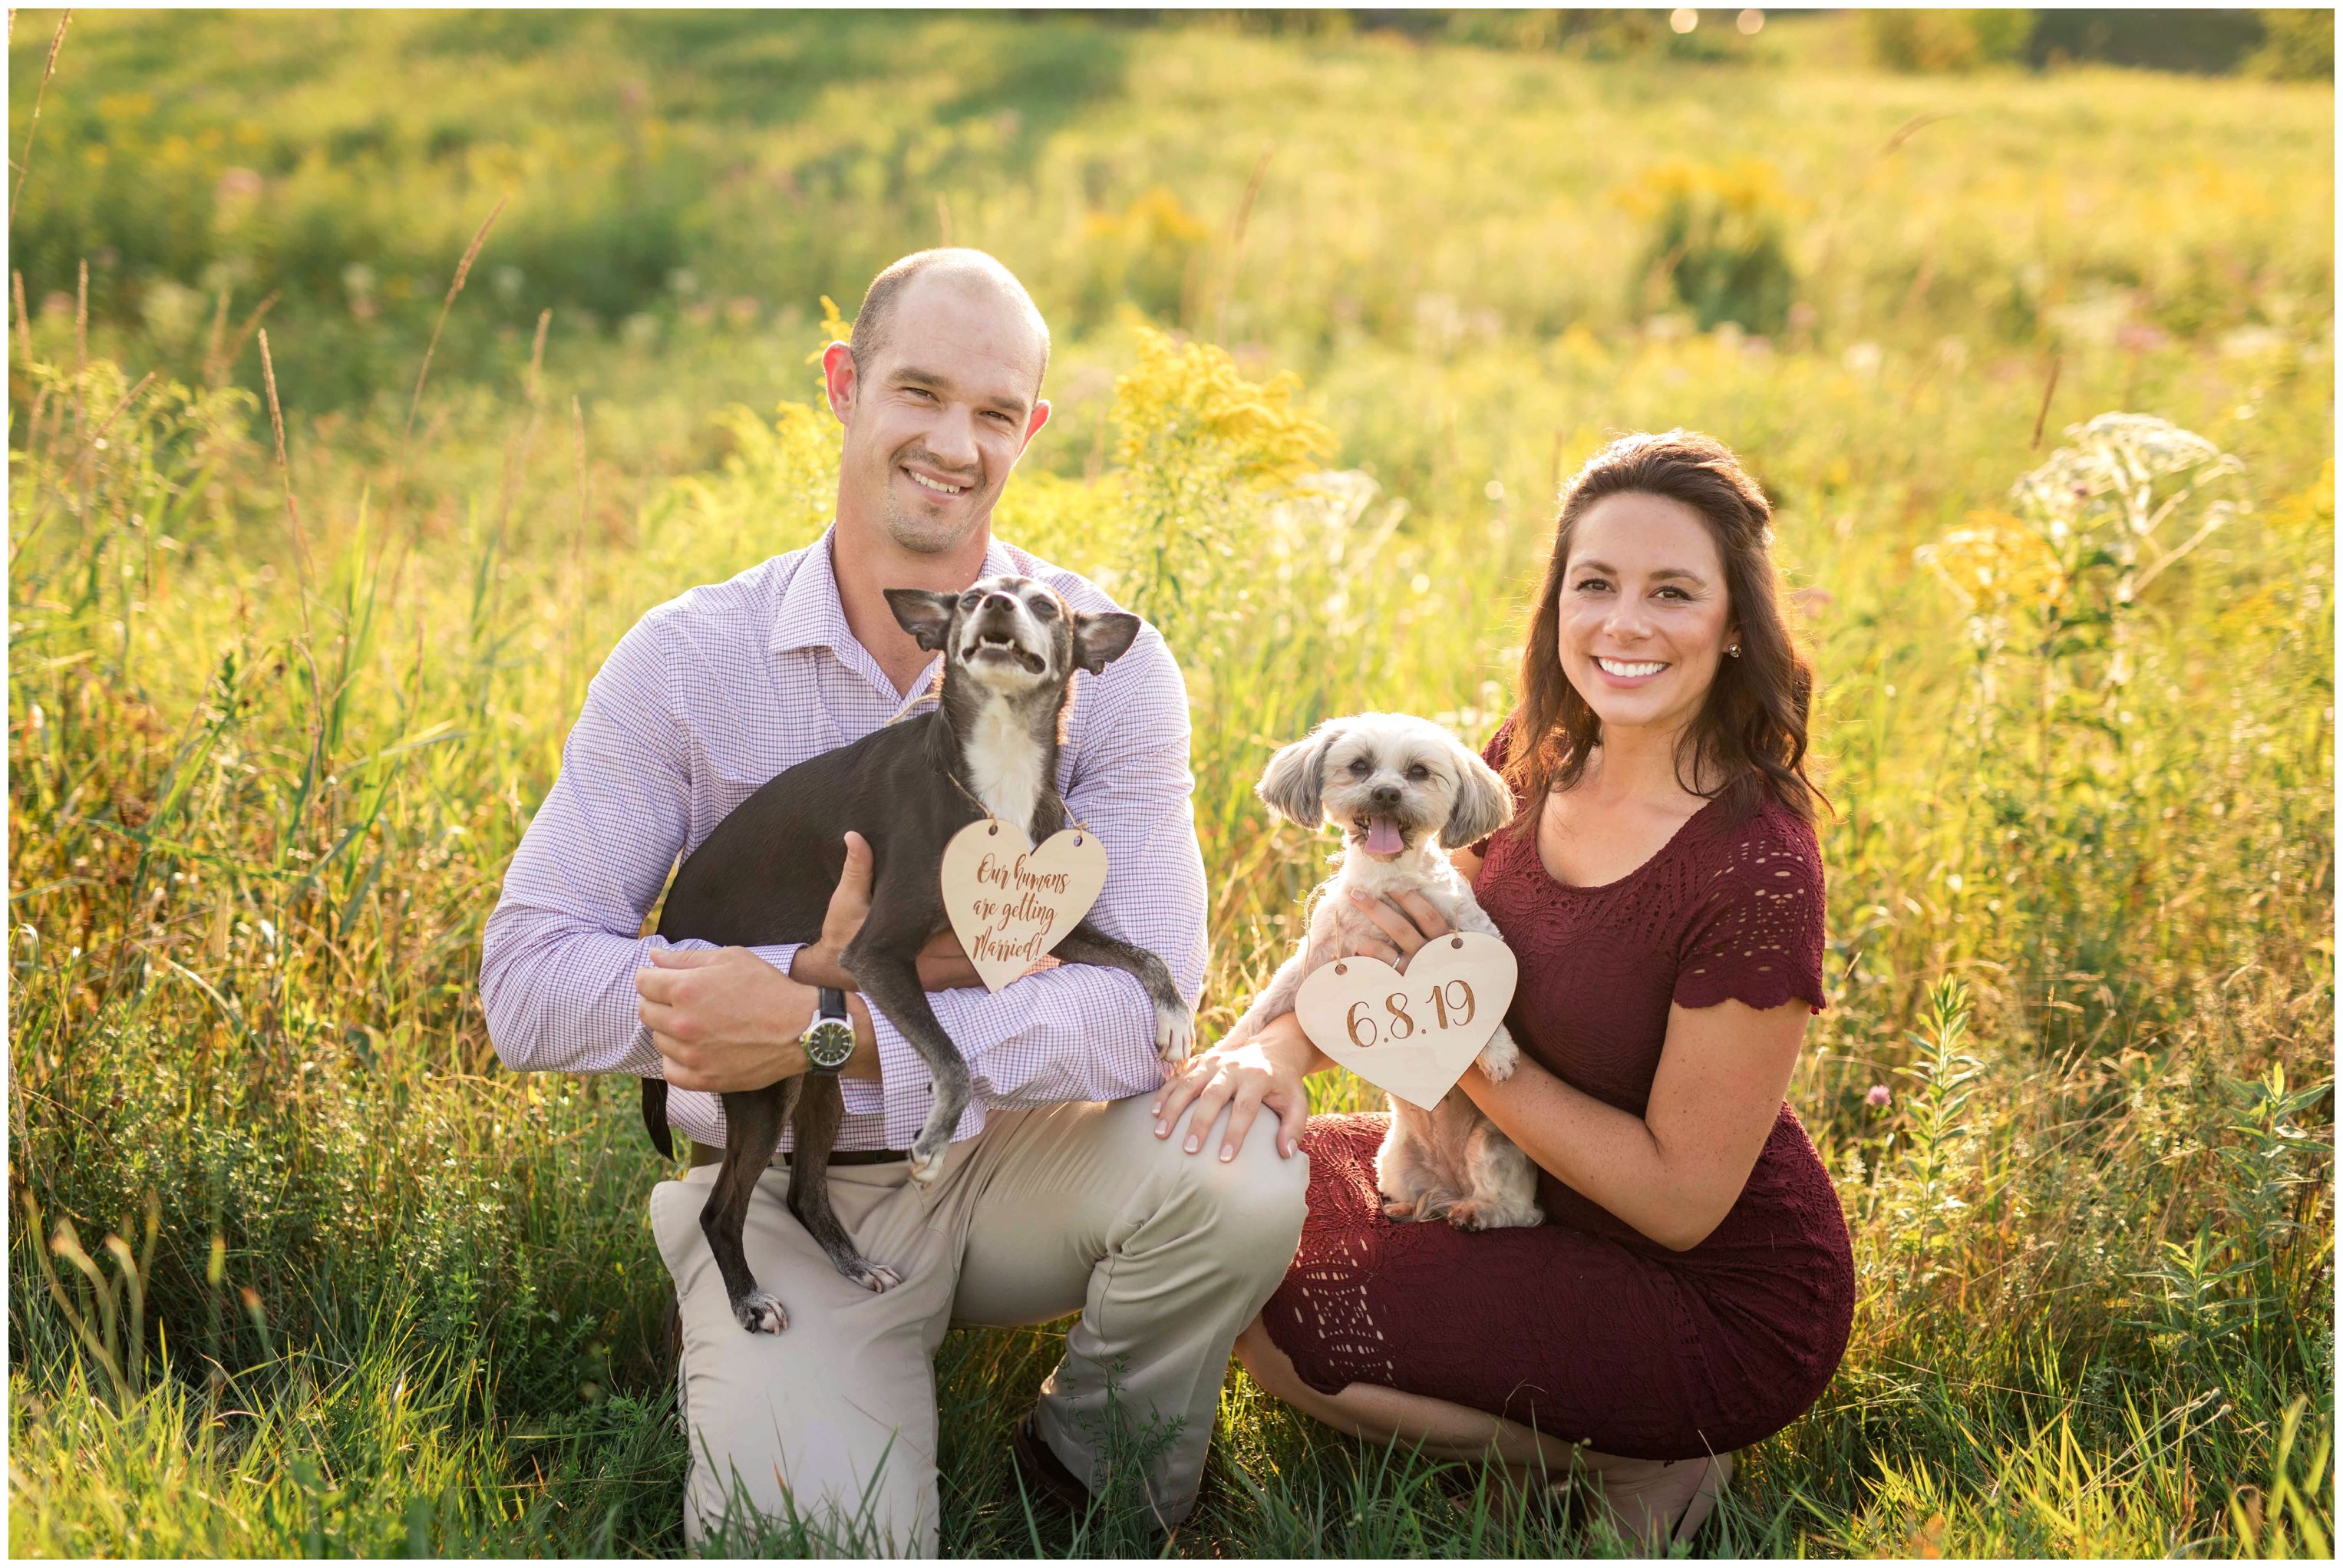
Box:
[648,1092,1308,1554]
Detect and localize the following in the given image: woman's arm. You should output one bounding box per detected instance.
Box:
[1460,999,1807,1250]
[1354,888,1808,1252]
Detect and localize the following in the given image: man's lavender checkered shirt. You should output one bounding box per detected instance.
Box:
[479,526,1209,1155]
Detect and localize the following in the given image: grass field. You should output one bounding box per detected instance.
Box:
[7,10,2335,1557]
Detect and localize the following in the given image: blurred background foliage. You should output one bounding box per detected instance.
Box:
[8,9,2334,418]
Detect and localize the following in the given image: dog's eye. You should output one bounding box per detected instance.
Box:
[960,590,983,609]
[1407,764,1430,781]
[1348,758,1371,777]
[1029,598,1058,620]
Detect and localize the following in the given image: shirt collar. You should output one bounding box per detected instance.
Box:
[767,523,858,658]
[771,523,1026,711]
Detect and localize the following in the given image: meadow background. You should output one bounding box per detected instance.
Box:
[7,8,2333,1557]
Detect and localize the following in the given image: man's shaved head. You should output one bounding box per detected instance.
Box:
[849,249,1051,394]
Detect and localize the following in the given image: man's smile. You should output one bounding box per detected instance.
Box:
[902,462,974,498]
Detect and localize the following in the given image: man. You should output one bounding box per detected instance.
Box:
[479,249,1307,1553]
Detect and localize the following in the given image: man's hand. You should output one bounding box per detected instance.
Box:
[635,946,814,1092]
[792,830,988,993]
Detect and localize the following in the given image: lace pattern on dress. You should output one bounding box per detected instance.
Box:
[1673,818,1827,1015]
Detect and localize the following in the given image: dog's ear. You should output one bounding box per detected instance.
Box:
[1442,740,1514,848]
[1071,610,1142,675]
[1257,721,1343,829]
[885,589,960,652]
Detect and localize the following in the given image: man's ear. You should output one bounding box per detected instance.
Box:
[821,340,857,424]
[1256,721,1343,830]
[1019,398,1052,455]
[1071,610,1140,675]
[884,589,959,652]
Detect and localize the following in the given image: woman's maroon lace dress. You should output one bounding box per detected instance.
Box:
[1259,737,1855,1460]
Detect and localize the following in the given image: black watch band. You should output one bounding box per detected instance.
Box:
[804,986,855,1076]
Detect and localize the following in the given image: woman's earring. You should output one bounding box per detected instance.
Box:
[1727,643,1742,658]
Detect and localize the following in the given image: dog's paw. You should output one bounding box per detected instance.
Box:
[1446,1198,1501,1232]
[1447,1193,1540,1232]
[734,1290,788,1335]
[1155,998,1196,1065]
[843,1260,902,1294]
[907,1134,950,1188]
[1474,1028,1520,1083]
[1380,1194,1422,1223]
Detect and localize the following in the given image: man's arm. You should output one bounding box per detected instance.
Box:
[857,623,1208,1144]
[479,612,804,1077]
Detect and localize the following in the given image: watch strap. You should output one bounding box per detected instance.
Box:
[804,986,854,1077]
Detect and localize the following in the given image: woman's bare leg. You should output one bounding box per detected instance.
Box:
[1233,1315,1731,1547]
[1233,1316,1576,1467]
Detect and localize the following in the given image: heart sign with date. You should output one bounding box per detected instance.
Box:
[1295,932,1520,1111]
[939,818,1110,992]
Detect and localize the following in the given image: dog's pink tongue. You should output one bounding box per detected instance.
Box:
[1365,817,1404,854]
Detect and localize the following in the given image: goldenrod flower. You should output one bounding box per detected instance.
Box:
[804,295,853,367]
[1109,327,1338,490]
[1916,510,2066,615]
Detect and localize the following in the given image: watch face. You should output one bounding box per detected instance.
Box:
[804,1019,855,1071]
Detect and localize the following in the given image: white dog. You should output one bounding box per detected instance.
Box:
[1225,713,1543,1231]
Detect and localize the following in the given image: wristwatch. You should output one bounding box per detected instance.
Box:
[801,987,856,1076]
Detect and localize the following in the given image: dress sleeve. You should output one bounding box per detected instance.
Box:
[1673,809,1828,1015]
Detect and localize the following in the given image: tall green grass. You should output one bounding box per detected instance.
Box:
[9,12,2333,1558]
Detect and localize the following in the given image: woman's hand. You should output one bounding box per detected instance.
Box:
[1339,886,1457,970]
[1151,1011,1322,1161]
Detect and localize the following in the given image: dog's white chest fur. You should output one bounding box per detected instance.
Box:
[963,699,1047,830]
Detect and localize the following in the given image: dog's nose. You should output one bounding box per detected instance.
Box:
[982,592,1018,613]
[1371,784,1403,808]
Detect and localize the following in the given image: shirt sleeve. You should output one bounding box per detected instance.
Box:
[1671,810,1828,1015]
[859,622,1207,1143]
[478,611,803,1078]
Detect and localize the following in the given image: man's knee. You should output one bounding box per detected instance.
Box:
[1150,1108,1308,1272]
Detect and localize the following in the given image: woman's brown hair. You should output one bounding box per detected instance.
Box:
[1505,428,1819,834]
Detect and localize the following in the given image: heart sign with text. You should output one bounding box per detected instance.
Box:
[939,819,1110,992]
[1295,932,1520,1111]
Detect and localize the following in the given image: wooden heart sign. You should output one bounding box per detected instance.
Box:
[939,818,1110,992]
[1295,932,1520,1111]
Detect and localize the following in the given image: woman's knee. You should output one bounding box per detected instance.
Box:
[1235,1314,1375,1434]
[1233,1315,1302,1396]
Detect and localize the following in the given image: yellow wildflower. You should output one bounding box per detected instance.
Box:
[804,295,853,367]
[1916,510,2066,614]
[1109,327,1338,490]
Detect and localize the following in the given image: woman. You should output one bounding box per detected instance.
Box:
[1153,430,1853,1546]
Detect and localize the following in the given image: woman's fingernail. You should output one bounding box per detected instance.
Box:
[1348,889,1368,904]
[1155,1121,1169,1137]
[1220,1147,1235,1163]
[1184,1135,1200,1153]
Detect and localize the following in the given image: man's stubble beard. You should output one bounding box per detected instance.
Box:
[879,486,987,556]
[869,441,995,556]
